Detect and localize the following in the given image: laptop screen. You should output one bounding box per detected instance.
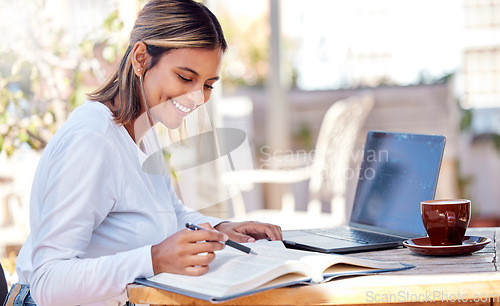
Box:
[349,131,446,237]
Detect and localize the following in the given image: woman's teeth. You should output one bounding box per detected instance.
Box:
[173,100,191,113]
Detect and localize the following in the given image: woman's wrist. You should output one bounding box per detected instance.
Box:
[214,221,229,231]
[150,244,162,274]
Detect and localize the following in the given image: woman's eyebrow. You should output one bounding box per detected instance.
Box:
[177,66,219,81]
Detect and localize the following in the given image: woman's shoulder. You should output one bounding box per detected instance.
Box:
[50,100,119,140]
[46,101,119,152]
[66,100,115,133]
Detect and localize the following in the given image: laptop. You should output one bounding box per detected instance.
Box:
[283,130,446,253]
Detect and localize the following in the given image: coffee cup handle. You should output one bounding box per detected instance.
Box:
[445,211,456,240]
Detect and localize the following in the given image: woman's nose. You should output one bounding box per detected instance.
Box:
[186,89,204,106]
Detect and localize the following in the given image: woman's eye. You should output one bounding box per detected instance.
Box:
[204,84,214,90]
[177,74,192,82]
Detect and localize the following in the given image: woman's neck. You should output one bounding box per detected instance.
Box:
[106,95,150,144]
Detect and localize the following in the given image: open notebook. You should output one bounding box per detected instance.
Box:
[135,241,412,302]
[283,130,446,253]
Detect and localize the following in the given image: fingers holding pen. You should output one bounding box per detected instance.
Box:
[185,223,229,243]
[182,231,227,254]
[151,224,227,276]
[179,225,228,257]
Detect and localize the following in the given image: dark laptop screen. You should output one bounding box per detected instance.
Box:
[349,131,446,237]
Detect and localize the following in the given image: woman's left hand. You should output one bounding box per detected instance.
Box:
[214,221,282,243]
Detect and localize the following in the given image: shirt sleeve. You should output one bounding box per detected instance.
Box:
[29,132,154,305]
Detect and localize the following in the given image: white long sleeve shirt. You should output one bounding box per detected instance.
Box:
[16,101,223,305]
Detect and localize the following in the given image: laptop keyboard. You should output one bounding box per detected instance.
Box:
[304,227,403,244]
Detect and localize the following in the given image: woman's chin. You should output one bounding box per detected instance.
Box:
[149,102,186,130]
[160,119,183,130]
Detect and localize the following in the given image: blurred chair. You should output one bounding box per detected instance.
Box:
[0,262,8,305]
[223,93,374,230]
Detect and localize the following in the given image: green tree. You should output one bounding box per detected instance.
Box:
[0,0,78,154]
[0,0,139,155]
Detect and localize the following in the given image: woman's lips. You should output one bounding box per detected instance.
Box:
[172,99,192,114]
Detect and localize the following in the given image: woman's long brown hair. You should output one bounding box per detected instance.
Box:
[88,0,227,126]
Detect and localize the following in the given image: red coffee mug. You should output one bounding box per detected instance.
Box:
[421,199,471,246]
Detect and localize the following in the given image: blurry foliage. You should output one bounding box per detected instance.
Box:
[214,3,300,93]
[0,0,67,155]
[0,0,292,155]
[460,108,473,132]
[493,135,500,153]
[0,0,137,156]
[214,3,271,93]
[292,122,313,150]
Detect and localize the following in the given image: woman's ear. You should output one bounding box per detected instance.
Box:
[131,41,149,77]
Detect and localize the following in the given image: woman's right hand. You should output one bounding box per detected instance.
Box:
[151,223,228,276]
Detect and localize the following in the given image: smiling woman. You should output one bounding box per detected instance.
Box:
[5,0,282,305]
[88,0,227,138]
[135,46,222,131]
